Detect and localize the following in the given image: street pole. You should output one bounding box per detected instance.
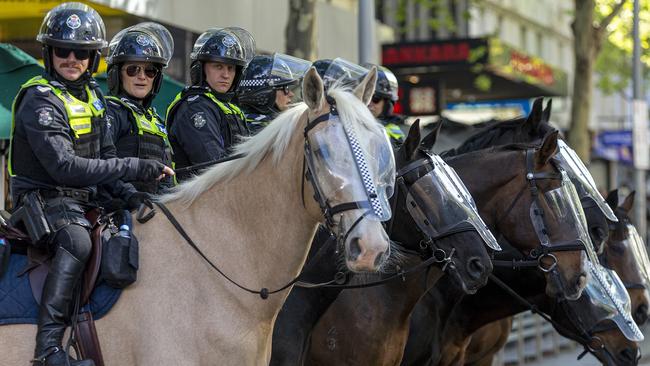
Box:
[358,0,375,65]
[632,0,648,241]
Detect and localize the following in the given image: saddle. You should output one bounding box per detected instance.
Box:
[2,209,106,366]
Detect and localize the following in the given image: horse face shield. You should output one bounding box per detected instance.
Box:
[306,115,395,222]
[530,172,599,263]
[555,140,617,222]
[405,153,501,251]
[624,224,650,288]
[566,257,645,342]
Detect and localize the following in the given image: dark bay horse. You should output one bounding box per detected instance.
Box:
[304,132,589,365]
[270,121,494,366]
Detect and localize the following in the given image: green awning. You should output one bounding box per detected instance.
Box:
[0,43,185,139]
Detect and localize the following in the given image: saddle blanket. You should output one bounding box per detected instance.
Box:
[0,254,120,325]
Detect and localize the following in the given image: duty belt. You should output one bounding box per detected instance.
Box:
[38,188,92,203]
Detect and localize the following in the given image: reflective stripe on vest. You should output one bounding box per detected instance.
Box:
[384,123,405,141]
[106,96,168,139]
[9,76,104,176]
[166,90,246,126]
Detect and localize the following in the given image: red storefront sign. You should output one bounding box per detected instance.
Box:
[382,38,488,68]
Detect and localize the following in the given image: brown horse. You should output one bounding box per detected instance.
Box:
[0,68,395,365]
[307,132,588,366]
[432,190,646,366]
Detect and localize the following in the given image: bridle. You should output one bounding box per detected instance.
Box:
[492,148,587,274]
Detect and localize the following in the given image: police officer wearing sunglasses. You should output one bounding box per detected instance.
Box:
[362,63,406,146]
[10,3,173,365]
[236,53,311,134]
[166,27,255,181]
[105,22,175,200]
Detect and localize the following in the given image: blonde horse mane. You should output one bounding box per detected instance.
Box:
[161,84,385,207]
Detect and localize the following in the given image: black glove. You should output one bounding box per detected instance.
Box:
[126,192,151,211]
[136,159,165,182]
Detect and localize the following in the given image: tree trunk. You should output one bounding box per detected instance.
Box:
[286,0,317,60]
[569,0,626,162]
[569,0,597,161]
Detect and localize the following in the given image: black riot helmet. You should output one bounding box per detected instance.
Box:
[313,58,369,92]
[106,22,174,107]
[189,27,255,99]
[236,53,311,116]
[362,63,399,118]
[37,2,107,74]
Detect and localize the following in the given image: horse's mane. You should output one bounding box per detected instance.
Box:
[440,116,529,158]
[161,84,383,207]
[443,141,539,163]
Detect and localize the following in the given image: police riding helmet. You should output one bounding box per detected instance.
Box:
[37,2,107,75]
[313,58,369,92]
[189,27,255,96]
[362,63,399,117]
[106,22,174,106]
[236,53,311,116]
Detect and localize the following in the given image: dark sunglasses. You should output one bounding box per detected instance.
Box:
[124,64,159,78]
[53,47,91,60]
[274,85,292,96]
[371,96,383,104]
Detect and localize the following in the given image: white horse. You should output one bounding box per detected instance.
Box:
[0,67,394,365]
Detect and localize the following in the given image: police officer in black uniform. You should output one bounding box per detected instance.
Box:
[166,27,255,180]
[236,53,311,134]
[9,3,173,365]
[105,22,174,195]
[362,64,406,146]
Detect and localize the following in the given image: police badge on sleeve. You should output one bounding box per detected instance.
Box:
[36,107,54,126]
[191,112,207,129]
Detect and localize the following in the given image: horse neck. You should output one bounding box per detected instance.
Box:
[450,268,546,338]
[446,149,522,229]
[167,119,320,306]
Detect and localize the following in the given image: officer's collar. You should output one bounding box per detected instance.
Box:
[118,94,145,113]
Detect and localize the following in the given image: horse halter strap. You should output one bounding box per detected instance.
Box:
[493,148,585,272]
[487,273,617,363]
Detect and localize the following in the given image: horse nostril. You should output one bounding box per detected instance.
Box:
[348,237,362,262]
[466,257,486,280]
[374,249,388,268]
[635,304,649,325]
[619,347,638,363]
[576,272,587,289]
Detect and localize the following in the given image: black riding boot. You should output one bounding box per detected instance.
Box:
[33,247,94,366]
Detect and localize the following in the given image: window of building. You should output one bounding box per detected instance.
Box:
[520,24,527,51]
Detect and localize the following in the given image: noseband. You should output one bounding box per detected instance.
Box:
[492,148,587,273]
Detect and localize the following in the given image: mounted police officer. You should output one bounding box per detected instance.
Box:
[362,64,405,146]
[9,3,173,365]
[236,53,311,134]
[105,22,174,195]
[166,27,255,180]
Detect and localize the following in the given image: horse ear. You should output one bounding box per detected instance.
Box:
[403,119,421,160]
[621,191,636,213]
[421,120,443,151]
[353,67,377,105]
[303,67,325,110]
[525,98,544,127]
[605,189,619,210]
[535,130,558,167]
[542,99,552,124]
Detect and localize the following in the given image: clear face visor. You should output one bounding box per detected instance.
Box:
[270,53,312,103]
[323,58,369,90]
[405,154,501,251]
[380,66,399,101]
[530,172,599,262]
[624,224,650,288]
[555,140,617,222]
[191,27,256,64]
[107,22,174,66]
[567,258,645,341]
[306,116,395,221]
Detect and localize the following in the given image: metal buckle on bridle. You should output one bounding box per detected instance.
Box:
[537,252,558,273]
